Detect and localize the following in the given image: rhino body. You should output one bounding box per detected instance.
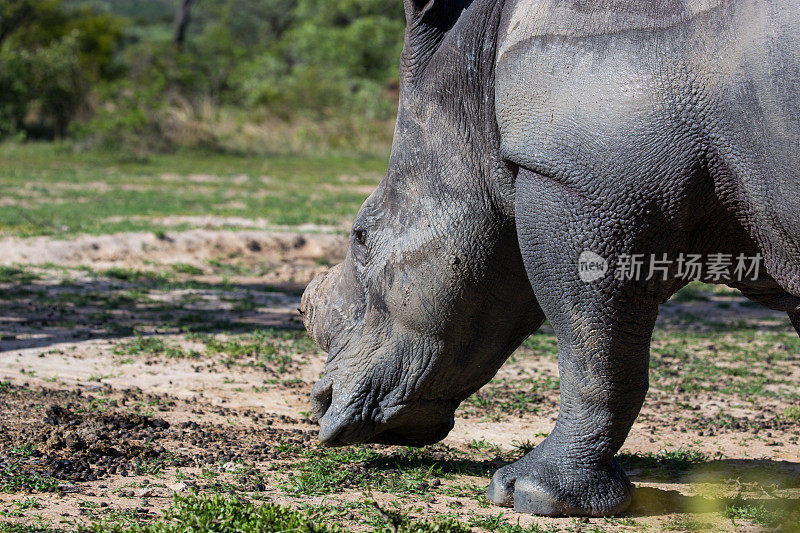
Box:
[301,0,800,516]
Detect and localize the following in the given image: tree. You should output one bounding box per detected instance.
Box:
[0,0,61,47]
[173,0,198,48]
[0,0,125,138]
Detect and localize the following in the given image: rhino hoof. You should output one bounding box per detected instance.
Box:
[487,457,632,517]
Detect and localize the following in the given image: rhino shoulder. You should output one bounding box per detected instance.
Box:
[498,0,725,59]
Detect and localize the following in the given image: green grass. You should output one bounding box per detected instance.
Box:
[724,501,775,526]
[671,282,713,302]
[170,263,204,275]
[83,492,344,532]
[0,267,39,284]
[0,143,384,238]
[783,406,800,421]
[0,464,60,494]
[616,448,710,482]
[112,334,199,359]
[722,497,800,529]
[520,333,559,358]
[671,281,742,302]
[203,329,315,371]
[286,447,465,497]
[14,498,42,511]
[80,492,472,533]
[111,329,318,368]
[663,516,711,531]
[285,447,384,496]
[649,328,800,400]
[103,268,171,284]
[460,375,557,421]
[0,522,59,533]
[8,446,35,459]
[463,389,546,420]
[0,268,280,337]
[467,514,554,533]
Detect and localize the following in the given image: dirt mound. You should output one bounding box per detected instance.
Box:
[0,382,314,493]
[1,385,174,486]
[0,230,348,271]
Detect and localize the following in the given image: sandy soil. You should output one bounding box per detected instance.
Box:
[1,230,798,531]
[0,228,347,275]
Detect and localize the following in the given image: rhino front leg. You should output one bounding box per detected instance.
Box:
[486,300,654,516]
[790,313,800,337]
[487,170,660,516]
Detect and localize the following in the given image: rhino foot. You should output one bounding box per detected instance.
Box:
[487,452,632,517]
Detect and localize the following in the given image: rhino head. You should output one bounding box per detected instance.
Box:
[300,0,544,447]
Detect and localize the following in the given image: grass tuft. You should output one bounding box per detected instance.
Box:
[617,448,710,481]
[113,334,199,359]
[0,266,38,284]
[0,464,60,494]
[83,492,344,532]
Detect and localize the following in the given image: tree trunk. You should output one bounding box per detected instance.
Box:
[0,3,34,48]
[173,0,197,48]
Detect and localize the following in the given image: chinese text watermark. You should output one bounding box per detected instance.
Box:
[578,252,762,283]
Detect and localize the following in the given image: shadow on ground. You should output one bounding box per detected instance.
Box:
[631,486,800,524]
[365,452,504,478]
[623,454,800,486]
[0,276,305,352]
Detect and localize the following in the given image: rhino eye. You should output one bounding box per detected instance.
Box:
[353,228,367,246]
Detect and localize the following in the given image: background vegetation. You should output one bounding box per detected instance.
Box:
[0,0,405,154]
[3,3,800,531]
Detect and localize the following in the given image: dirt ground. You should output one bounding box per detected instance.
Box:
[1,230,799,532]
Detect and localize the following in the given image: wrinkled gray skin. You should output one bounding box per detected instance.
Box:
[301,0,800,517]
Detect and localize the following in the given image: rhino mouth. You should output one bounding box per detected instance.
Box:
[314,391,458,447]
[318,416,455,447]
[365,420,455,446]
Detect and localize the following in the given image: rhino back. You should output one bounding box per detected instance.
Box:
[496,0,800,295]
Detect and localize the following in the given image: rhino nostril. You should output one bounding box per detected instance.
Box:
[299,294,311,322]
[310,380,333,421]
[300,273,325,332]
[301,264,342,353]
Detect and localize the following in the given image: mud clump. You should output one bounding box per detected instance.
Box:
[0,382,315,496]
[0,385,182,489]
[12,402,175,484]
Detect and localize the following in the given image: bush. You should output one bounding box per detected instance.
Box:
[3,0,405,152]
[0,36,88,138]
[0,0,125,139]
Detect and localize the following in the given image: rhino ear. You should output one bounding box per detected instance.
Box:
[401,0,472,82]
[403,0,436,19]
